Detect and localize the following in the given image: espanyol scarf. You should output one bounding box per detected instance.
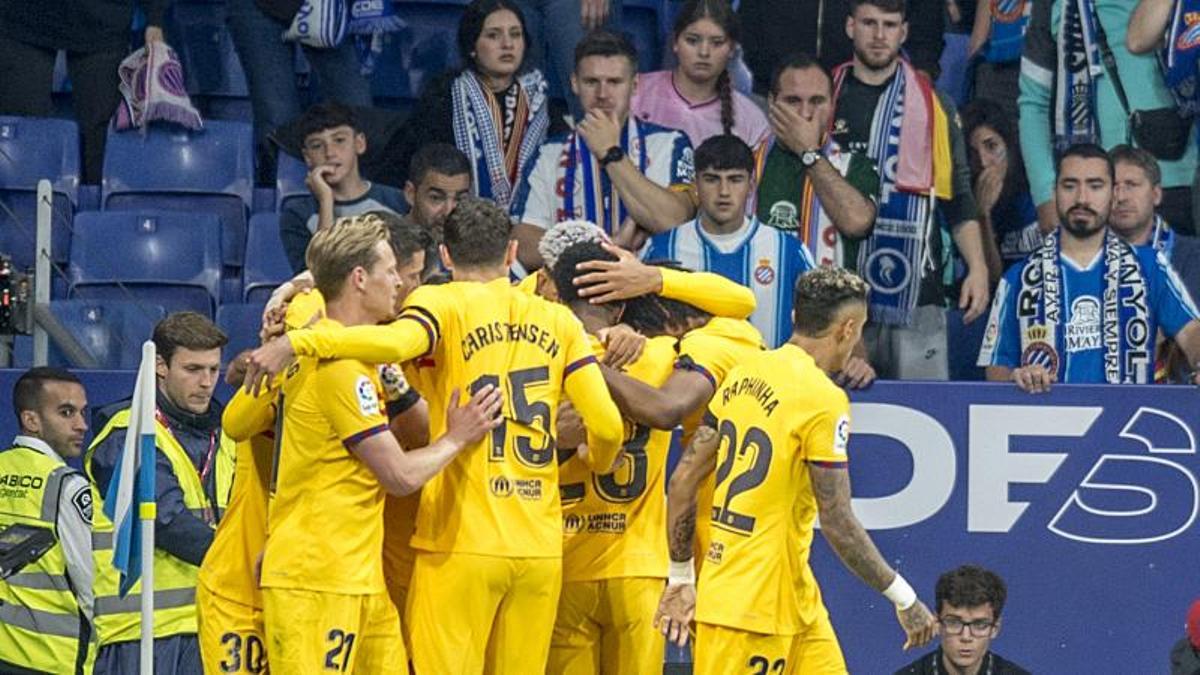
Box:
[833,62,933,326]
[1054,0,1104,152]
[451,70,549,210]
[1018,231,1151,383]
[984,0,1031,64]
[284,0,348,48]
[561,118,649,236]
[1162,0,1200,116]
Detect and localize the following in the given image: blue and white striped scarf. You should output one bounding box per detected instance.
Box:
[1054,0,1104,152]
[283,0,348,48]
[451,70,549,210]
[853,67,933,326]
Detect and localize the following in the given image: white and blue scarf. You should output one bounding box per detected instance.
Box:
[284,0,348,48]
[853,66,934,326]
[561,118,649,236]
[1053,0,1105,152]
[1017,231,1152,383]
[451,70,549,211]
[1162,0,1200,116]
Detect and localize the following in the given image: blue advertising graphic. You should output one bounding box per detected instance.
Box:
[0,370,1193,672]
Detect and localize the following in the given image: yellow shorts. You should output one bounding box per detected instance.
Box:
[262,588,406,675]
[197,580,266,674]
[694,613,846,675]
[407,550,562,674]
[548,576,665,675]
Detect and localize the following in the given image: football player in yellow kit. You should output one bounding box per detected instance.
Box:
[656,267,936,674]
[243,197,626,673]
[259,216,502,674]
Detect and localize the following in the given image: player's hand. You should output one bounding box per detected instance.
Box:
[243,338,297,396]
[306,164,336,207]
[225,350,254,388]
[556,401,586,449]
[575,242,660,303]
[260,305,287,345]
[581,0,609,29]
[655,582,696,647]
[599,323,646,369]
[835,355,876,390]
[144,25,164,45]
[958,267,990,324]
[576,109,622,158]
[263,272,315,322]
[612,218,650,252]
[896,600,937,650]
[1012,364,1056,393]
[444,386,504,448]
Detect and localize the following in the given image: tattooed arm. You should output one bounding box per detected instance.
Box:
[655,424,720,647]
[811,464,938,650]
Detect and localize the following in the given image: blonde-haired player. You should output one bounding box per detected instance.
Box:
[657,267,937,673]
[243,197,625,672]
[259,215,502,674]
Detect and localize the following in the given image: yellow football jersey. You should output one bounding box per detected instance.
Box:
[287,278,625,558]
[261,318,392,595]
[515,271,540,296]
[284,288,326,330]
[198,386,275,608]
[695,344,851,636]
[560,335,676,582]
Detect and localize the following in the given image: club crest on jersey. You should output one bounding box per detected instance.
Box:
[1177,14,1200,51]
[754,259,776,285]
[355,375,380,416]
[991,0,1026,23]
[1021,326,1059,373]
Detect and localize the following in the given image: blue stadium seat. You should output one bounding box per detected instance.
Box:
[101,120,254,272]
[217,302,267,365]
[166,1,250,99]
[243,212,293,304]
[371,1,468,105]
[48,300,166,369]
[0,116,79,269]
[275,151,309,213]
[623,0,664,73]
[68,210,222,318]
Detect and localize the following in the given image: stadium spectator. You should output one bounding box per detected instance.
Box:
[753,54,878,267]
[280,103,406,274]
[643,135,818,349]
[961,99,1039,275]
[964,0,1028,120]
[390,0,558,209]
[226,0,371,184]
[737,0,945,96]
[978,143,1200,392]
[829,0,990,380]
[87,312,234,675]
[1109,145,1200,383]
[0,1,167,183]
[0,368,92,675]
[403,143,473,279]
[1171,598,1200,675]
[512,0,623,114]
[511,30,696,273]
[1019,0,1198,236]
[630,0,769,149]
[895,564,1030,675]
[655,267,937,670]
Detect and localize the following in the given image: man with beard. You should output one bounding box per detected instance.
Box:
[978,143,1200,392]
[827,0,991,381]
[402,143,473,280]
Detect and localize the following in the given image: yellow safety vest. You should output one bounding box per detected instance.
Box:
[84,408,235,646]
[0,445,88,674]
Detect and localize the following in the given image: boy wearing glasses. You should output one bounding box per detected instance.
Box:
[280,103,408,273]
[895,565,1030,675]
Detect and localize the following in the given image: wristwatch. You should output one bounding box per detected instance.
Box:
[800,150,821,167]
[599,145,626,168]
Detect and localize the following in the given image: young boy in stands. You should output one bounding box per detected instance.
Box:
[279,102,407,273]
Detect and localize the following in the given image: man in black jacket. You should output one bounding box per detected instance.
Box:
[737,0,945,96]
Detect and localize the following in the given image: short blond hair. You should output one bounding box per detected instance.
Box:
[306,214,390,300]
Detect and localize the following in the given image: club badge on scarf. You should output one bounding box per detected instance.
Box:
[114,41,203,132]
[284,0,349,48]
[1054,0,1104,152]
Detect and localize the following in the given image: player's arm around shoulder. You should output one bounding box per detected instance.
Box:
[559,310,625,472]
